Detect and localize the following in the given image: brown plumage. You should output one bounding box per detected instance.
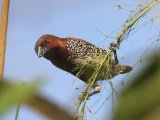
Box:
[35,34,132,95]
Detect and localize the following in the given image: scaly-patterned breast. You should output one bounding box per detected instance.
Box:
[65,38,115,82]
[66,38,106,66]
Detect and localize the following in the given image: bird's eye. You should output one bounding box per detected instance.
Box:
[43,40,48,46]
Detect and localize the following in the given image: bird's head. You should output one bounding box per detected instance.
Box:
[35,34,62,58]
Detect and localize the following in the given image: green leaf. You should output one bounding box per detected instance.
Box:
[113,50,160,120]
[0,82,36,115]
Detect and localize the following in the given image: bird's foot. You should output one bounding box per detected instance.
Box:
[78,91,90,101]
[88,86,101,97]
[109,42,119,50]
[78,86,101,101]
[78,91,87,101]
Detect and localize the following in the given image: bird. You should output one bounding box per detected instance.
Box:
[35,34,132,97]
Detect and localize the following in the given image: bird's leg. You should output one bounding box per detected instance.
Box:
[113,50,119,65]
[109,42,119,64]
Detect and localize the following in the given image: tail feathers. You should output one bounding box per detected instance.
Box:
[114,64,133,74]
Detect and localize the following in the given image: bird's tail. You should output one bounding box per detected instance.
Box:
[114,64,133,74]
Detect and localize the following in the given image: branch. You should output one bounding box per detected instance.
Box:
[0,0,10,79]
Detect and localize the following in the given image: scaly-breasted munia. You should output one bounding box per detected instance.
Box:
[35,34,132,96]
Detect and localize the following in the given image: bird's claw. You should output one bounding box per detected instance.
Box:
[78,93,90,101]
[78,91,90,101]
[109,42,119,51]
[78,86,101,101]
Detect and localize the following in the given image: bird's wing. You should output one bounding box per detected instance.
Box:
[66,37,95,46]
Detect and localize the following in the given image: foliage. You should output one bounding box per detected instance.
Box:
[0,82,36,115]
[0,81,75,120]
[113,49,160,120]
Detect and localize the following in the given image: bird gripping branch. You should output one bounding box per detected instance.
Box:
[35,34,132,97]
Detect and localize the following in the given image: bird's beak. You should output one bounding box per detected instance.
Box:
[37,46,48,58]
